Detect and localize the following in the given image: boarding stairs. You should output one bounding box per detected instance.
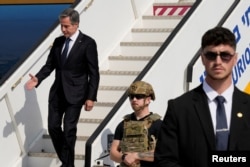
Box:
[27,1,194,166]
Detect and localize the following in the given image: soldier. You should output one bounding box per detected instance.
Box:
[110,81,162,167]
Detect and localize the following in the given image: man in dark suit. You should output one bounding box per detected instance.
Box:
[154,27,250,167]
[26,8,99,167]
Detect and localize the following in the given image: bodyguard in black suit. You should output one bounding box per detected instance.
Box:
[26,8,99,167]
[154,27,250,167]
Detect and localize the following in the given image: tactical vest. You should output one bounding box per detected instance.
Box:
[119,113,161,167]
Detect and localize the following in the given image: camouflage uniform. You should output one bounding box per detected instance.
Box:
[119,113,161,167]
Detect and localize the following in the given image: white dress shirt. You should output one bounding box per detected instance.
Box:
[62,30,79,57]
[203,80,234,134]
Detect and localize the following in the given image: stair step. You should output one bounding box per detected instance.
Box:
[119,41,162,57]
[97,86,127,102]
[108,58,151,71]
[141,15,183,28]
[153,3,193,16]
[111,41,160,56]
[77,119,102,136]
[128,28,172,42]
[100,70,139,75]
[153,2,194,6]
[28,152,85,160]
[41,134,88,154]
[28,154,84,167]
[99,86,128,91]
[131,28,174,32]
[80,102,114,119]
[99,70,140,86]
[121,47,158,57]
[94,101,116,107]
[100,70,140,76]
[28,137,85,167]
[109,55,152,60]
[143,15,183,20]
[78,118,103,124]
[120,41,163,46]
[43,134,89,141]
[107,56,152,71]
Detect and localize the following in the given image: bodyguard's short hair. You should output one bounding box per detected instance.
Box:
[201,27,236,50]
[59,8,79,25]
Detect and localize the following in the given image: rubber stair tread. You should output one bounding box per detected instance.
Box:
[99,86,128,90]
[78,118,103,123]
[43,134,89,141]
[28,152,84,160]
[142,15,183,19]
[108,55,152,60]
[99,70,140,75]
[94,101,116,107]
[120,41,163,46]
[131,28,174,32]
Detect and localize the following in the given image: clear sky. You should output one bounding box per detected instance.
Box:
[0,4,69,79]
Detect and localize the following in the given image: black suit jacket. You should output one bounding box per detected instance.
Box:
[155,84,250,167]
[36,31,99,104]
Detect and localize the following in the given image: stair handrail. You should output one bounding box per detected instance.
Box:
[82,0,94,12]
[130,0,138,19]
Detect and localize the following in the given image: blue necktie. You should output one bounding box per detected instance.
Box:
[215,96,229,151]
[61,38,70,64]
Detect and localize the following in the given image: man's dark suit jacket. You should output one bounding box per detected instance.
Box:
[35,31,99,104]
[155,84,250,167]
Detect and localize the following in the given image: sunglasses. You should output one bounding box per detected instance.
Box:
[203,51,234,61]
[129,94,147,100]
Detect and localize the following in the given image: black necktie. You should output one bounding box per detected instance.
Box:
[61,38,70,64]
[215,96,229,151]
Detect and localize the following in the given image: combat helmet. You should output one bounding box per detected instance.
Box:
[127,81,155,100]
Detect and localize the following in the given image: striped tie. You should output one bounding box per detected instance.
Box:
[215,96,229,151]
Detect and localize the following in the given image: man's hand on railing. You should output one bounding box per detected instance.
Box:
[25,74,38,90]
